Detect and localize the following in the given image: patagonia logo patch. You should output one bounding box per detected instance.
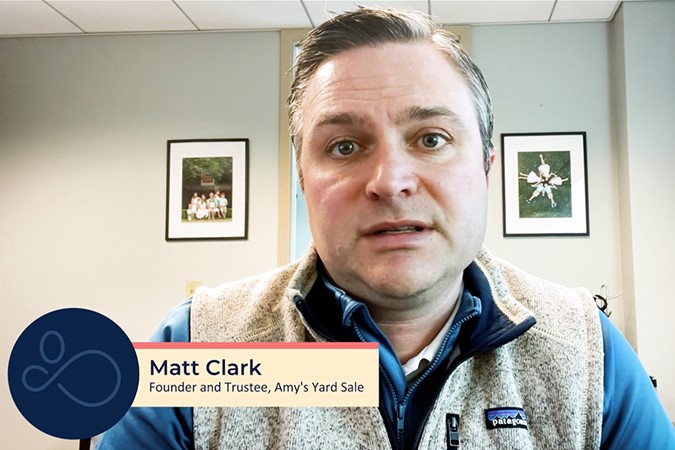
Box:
[485,407,528,430]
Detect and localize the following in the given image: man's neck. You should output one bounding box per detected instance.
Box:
[374,281,463,364]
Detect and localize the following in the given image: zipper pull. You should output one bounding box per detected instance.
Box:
[446,413,460,449]
[396,403,406,436]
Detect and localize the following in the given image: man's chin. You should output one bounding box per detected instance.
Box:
[355,261,466,301]
[357,273,443,302]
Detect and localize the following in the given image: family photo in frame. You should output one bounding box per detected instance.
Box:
[501,132,589,237]
[165,139,249,241]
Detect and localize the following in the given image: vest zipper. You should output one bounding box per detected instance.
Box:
[352,320,406,449]
[409,313,535,449]
[396,402,407,437]
[379,366,404,448]
[297,294,405,448]
[355,308,480,450]
[446,413,461,449]
[408,309,479,448]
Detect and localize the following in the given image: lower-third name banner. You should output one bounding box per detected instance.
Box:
[132,342,379,407]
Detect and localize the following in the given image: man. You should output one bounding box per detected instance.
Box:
[99,7,674,449]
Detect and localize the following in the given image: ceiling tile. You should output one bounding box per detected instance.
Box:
[0,0,82,35]
[551,0,619,22]
[0,0,627,38]
[432,0,555,25]
[47,0,197,33]
[304,0,429,27]
[177,1,311,30]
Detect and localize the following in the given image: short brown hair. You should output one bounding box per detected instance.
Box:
[287,6,494,182]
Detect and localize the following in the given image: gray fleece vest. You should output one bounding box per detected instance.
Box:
[190,248,603,449]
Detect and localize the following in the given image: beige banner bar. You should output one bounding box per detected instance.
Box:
[132,344,379,407]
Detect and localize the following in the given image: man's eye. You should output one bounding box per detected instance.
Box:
[419,133,448,149]
[330,140,358,157]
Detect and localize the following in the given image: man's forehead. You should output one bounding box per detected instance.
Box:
[301,42,475,129]
[311,41,456,79]
[305,42,469,99]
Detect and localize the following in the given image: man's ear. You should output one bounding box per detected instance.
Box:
[486,145,496,185]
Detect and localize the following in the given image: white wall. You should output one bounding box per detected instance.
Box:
[0,31,280,449]
[472,1,675,419]
[473,21,625,330]
[611,0,675,418]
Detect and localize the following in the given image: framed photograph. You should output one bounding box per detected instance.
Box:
[501,132,589,237]
[165,139,249,241]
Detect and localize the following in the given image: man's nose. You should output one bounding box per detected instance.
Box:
[364,147,419,200]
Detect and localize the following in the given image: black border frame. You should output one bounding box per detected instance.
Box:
[501,131,589,237]
[165,138,249,241]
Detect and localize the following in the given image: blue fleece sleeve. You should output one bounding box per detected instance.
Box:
[600,311,675,449]
[96,299,194,450]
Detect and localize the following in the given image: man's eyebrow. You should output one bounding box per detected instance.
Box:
[313,112,373,129]
[395,106,465,126]
[312,106,465,129]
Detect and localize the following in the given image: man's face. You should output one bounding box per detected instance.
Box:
[299,42,492,313]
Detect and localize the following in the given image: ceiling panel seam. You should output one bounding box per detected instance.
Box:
[43,0,86,33]
[172,1,201,31]
[300,0,315,28]
[548,0,559,22]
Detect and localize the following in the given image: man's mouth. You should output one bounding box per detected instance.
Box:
[373,225,425,235]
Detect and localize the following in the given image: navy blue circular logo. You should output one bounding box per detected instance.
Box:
[8,308,139,439]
